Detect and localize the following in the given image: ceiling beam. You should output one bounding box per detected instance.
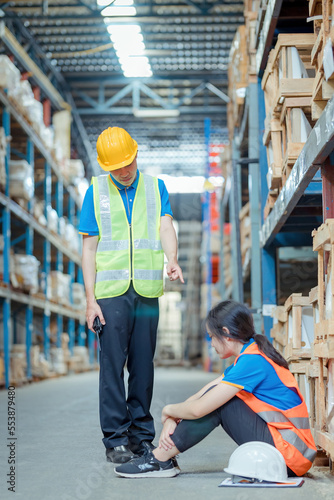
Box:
[77,105,227,115]
[66,74,228,84]
[7,13,243,21]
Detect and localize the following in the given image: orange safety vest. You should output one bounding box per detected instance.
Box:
[234,342,316,476]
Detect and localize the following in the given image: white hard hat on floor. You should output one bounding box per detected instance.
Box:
[224,441,294,483]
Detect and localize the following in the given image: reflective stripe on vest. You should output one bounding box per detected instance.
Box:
[235,343,316,476]
[92,173,164,299]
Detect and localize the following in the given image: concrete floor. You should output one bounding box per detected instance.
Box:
[0,367,333,500]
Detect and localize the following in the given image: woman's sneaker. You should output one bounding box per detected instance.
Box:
[114,451,179,478]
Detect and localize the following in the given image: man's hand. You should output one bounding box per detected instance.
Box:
[86,301,105,333]
[166,261,184,283]
[158,418,178,451]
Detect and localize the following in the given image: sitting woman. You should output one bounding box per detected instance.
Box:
[115,300,316,478]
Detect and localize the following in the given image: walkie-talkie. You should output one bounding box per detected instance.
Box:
[93,316,104,350]
[93,316,103,336]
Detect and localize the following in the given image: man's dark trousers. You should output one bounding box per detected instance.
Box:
[97,284,159,449]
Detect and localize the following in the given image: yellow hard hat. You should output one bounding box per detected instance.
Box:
[96,127,138,171]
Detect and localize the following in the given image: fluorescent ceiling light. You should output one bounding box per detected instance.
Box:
[115,41,145,56]
[102,0,136,15]
[133,109,180,118]
[102,6,136,15]
[97,0,113,5]
[99,1,152,78]
[107,24,141,36]
[121,56,152,77]
[124,67,152,78]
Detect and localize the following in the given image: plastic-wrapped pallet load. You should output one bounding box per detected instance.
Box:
[73,346,90,371]
[9,79,35,109]
[11,344,27,385]
[11,254,40,294]
[9,160,34,201]
[50,347,68,375]
[0,252,40,294]
[0,55,21,90]
[72,282,86,309]
[31,345,51,379]
[50,271,71,305]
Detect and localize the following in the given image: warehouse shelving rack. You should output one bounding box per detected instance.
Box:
[224,0,334,338]
[0,72,95,389]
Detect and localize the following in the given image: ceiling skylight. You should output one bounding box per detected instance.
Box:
[98,1,153,77]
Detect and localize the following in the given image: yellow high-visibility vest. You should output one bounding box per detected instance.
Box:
[92,172,164,299]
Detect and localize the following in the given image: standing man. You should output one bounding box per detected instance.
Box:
[79,126,184,464]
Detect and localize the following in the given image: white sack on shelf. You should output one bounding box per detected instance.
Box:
[12,254,40,294]
[64,222,80,254]
[53,109,71,161]
[40,125,54,150]
[33,200,47,226]
[25,99,44,134]
[0,55,21,90]
[9,79,34,108]
[9,160,34,200]
[67,159,85,183]
[47,206,59,233]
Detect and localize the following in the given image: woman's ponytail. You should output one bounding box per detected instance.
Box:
[253,333,289,369]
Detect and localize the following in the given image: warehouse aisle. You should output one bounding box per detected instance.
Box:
[0,368,333,500]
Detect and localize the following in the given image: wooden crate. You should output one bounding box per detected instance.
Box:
[307,356,334,463]
[280,99,314,184]
[312,219,334,345]
[263,112,284,190]
[262,34,316,116]
[270,306,287,356]
[309,0,334,119]
[284,293,314,362]
[311,218,334,463]
[289,358,312,414]
[262,35,316,189]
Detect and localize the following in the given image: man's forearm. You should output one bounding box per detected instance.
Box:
[82,248,97,303]
[160,221,178,263]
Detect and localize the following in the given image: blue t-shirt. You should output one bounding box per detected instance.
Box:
[222,339,302,411]
[79,171,173,235]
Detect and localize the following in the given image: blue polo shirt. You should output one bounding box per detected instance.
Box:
[221,339,302,411]
[79,171,173,236]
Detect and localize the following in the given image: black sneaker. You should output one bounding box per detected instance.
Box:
[114,451,179,478]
